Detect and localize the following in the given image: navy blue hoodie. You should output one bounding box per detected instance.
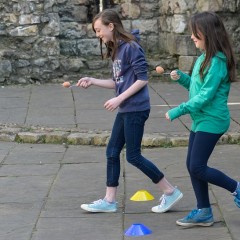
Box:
[112,29,150,113]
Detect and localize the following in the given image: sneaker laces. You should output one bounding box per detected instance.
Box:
[158,194,166,208]
[92,199,104,205]
[185,209,198,220]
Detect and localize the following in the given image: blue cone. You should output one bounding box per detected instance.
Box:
[125,223,152,236]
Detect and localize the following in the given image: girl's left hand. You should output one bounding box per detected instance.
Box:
[104,97,122,111]
[165,112,170,120]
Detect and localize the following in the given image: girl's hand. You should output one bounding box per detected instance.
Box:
[170,70,180,81]
[76,77,93,88]
[165,112,170,121]
[104,96,123,111]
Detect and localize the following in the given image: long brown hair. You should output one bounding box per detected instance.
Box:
[190,11,236,82]
[92,9,136,61]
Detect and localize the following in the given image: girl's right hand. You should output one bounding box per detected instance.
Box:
[170,70,180,81]
[76,77,93,88]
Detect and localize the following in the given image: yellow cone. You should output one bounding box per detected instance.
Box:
[130,190,155,201]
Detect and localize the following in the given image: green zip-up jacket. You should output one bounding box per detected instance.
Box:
[168,52,230,134]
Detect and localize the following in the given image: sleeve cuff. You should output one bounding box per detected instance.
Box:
[168,107,182,121]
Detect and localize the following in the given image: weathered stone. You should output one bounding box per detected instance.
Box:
[0,133,16,142]
[33,37,60,56]
[72,6,88,22]
[76,39,101,56]
[70,0,89,4]
[10,76,28,84]
[218,134,230,144]
[140,2,159,19]
[0,60,12,77]
[121,2,141,19]
[16,59,31,68]
[132,19,158,34]
[159,0,189,14]
[9,14,18,23]
[17,132,46,143]
[9,25,38,36]
[170,136,189,147]
[159,16,173,32]
[122,20,131,33]
[166,34,197,56]
[33,58,49,67]
[44,0,55,10]
[142,134,169,147]
[196,0,223,12]
[67,133,93,145]
[0,127,21,134]
[228,132,240,144]
[178,56,198,72]
[172,14,186,33]
[92,134,109,146]
[60,40,78,56]
[0,0,239,84]
[19,14,41,25]
[45,131,69,144]
[60,58,84,71]
[86,60,109,70]
[41,13,60,36]
[60,22,87,39]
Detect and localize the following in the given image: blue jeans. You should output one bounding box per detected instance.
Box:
[187,131,238,208]
[106,110,164,187]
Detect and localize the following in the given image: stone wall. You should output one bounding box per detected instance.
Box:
[0,0,239,84]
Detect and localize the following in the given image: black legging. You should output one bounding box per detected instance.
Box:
[187,131,238,209]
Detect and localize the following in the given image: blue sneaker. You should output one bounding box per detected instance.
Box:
[233,182,240,208]
[81,199,117,213]
[176,208,214,227]
[151,187,183,213]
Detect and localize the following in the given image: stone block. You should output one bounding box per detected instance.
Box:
[142,134,170,147]
[196,0,223,12]
[60,22,87,39]
[60,58,84,72]
[0,60,12,77]
[0,133,16,142]
[19,14,41,25]
[159,0,189,14]
[178,56,198,72]
[159,15,187,33]
[76,39,101,56]
[132,19,158,34]
[17,132,46,143]
[170,136,189,147]
[67,133,93,145]
[45,131,69,144]
[166,34,197,55]
[121,2,141,19]
[92,134,110,146]
[228,132,240,144]
[9,25,38,37]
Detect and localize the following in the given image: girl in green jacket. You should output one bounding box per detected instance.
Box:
[166,11,240,227]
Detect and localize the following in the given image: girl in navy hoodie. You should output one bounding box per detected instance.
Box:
[78,9,183,213]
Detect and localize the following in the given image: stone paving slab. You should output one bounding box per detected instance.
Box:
[0,142,239,240]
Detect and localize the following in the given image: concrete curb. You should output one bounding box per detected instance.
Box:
[0,124,239,147]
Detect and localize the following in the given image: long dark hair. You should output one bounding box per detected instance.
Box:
[92,9,136,61]
[190,11,236,82]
